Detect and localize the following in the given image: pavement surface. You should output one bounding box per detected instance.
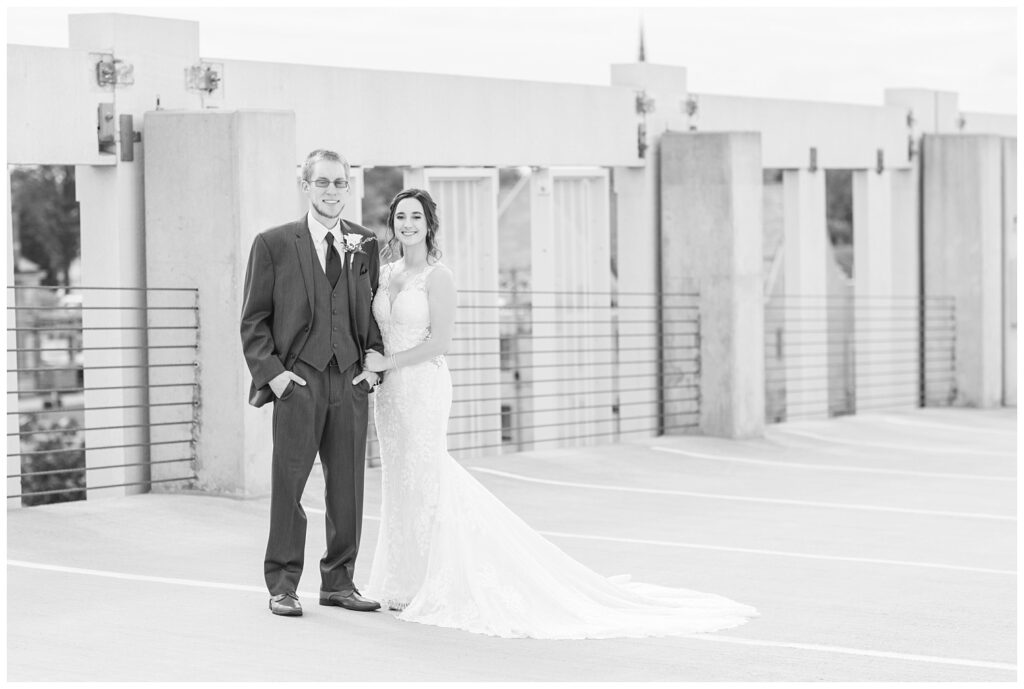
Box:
[6,407,1017,681]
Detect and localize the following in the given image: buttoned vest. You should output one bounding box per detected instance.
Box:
[298,240,360,371]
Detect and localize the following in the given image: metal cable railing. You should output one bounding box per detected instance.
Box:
[365,288,700,463]
[7,285,199,505]
[763,294,956,422]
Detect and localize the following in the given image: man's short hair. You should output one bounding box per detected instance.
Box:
[301,149,350,181]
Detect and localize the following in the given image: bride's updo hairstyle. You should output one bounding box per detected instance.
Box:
[385,188,442,262]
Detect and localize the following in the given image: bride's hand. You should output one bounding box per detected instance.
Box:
[364,351,388,372]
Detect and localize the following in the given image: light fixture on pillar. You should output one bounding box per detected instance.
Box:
[635,90,655,159]
[957,113,967,131]
[876,149,884,174]
[906,109,918,161]
[808,147,818,172]
[684,95,699,131]
[186,63,223,95]
[94,54,134,87]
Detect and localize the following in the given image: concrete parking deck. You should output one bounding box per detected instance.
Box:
[7,408,1017,681]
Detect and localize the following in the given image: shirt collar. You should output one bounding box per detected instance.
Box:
[307,210,342,244]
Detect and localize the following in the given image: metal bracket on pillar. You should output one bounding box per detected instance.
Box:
[808,147,818,172]
[875,149,884,174]
[119,115,142,163]
[97,103,116,155]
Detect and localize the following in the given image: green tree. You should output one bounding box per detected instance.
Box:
[11,165,80,286]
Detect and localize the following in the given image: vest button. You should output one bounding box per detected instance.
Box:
[304,327,309,332]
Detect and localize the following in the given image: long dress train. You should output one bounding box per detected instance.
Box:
[365,260,758,639]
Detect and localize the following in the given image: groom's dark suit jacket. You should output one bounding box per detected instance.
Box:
[240,215,385,408]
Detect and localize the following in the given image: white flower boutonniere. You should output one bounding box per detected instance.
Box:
[342,233,374,271]
[342,233,373,254]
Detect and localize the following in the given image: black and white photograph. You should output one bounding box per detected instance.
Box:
[5,3,1017,683]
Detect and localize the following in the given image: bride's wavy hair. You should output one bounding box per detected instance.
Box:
[383,188,442,262]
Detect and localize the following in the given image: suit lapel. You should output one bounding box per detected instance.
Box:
[294,216,315,316]
[340,220,364,347]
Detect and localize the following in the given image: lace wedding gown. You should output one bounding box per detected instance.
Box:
[365,260,758,639]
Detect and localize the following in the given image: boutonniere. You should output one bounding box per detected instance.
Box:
[342,233,373,254]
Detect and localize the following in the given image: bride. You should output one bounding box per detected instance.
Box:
[362,188,757,639]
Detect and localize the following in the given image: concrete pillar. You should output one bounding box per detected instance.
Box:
[853,169,914,410]
[659,132,764,438]
[75,166,150,497]
[1001,138,1016,406]
[611,165,661,436]
[144,109,297,497]
[922,134,1004,407]
[889,169,919,298]
[67,14,202,498]
[780,169,829,419]
[527,168,614,448]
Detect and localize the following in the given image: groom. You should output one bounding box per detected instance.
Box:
[241,149,384,617]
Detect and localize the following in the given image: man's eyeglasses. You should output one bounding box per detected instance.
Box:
[310,178,350,189]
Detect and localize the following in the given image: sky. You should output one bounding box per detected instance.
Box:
[4,4,1019,114]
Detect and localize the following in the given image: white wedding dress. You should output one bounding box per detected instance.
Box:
[365,259,758,639]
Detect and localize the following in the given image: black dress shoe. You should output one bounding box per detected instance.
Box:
[319,589,381,612]
[269,592,302,616]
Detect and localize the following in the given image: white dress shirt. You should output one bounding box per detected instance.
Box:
[307,211,343,273]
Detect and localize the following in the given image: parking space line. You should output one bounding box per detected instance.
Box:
[6,560,321,599]
[651,446,1015,481]
[694,634,1016,672]
[468,467,1016,521]
[7,559,1013,672]
[772,428,1014,457]
[535,531,1015,575]
[336,510,1014,575]
[878,416,1017,435]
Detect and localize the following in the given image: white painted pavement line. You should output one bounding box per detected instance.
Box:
[7,560,1014,673]
[5,559,317,599]
[535,530,1015,575]
[878,415,1017,435]
[468,467,1016,521]
[650,446,1015,482]
[773,428,1015,457]
[323,509,1014,575]
[693,634,1017,673]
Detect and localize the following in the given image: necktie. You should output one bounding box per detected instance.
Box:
[324,233,341,288]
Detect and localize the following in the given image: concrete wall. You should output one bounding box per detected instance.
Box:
[217,60,639,168]
[696,93,909,170]
[660,132,764,438]
[922,134,1005,407]
[143,109,297,497]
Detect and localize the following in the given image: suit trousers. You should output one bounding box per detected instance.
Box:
[264,357,370,596]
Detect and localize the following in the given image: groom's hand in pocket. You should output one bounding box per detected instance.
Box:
[269,370,306,399]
